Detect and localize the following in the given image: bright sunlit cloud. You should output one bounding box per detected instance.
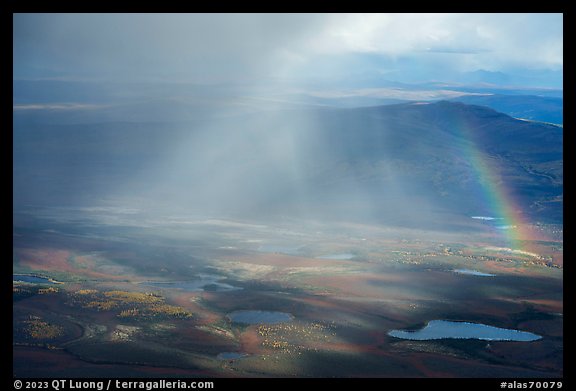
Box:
[14,13,563,85]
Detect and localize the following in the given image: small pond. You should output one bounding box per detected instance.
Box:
[216,352,247,360]
[227,310,294,325]
[388,320,542,341]
[257,245,302,255]
[316,253,356,260]
[453,269,495,277]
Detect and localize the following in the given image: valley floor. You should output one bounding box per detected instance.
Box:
[13,208,563,378]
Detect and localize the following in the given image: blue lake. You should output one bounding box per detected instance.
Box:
[471,216,501,221]
[13,274,58,284]
[216,352,246,360]
[257,245,301,255]
[453,269,495,277]
[316,253,356,260]
[227,310,294,325]
[388,320,542,341]
[142,274,241,292]
[495,225,517,230]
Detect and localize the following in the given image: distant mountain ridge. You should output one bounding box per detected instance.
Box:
[450,94,563,125]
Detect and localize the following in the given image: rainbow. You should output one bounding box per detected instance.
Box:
[452,112,536,252]
[466,146,532,250]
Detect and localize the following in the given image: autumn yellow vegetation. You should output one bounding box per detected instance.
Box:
[70,289,192,320]
[75,289,98,295]
[149,304,192,318]
[118,308,140,318]
[84,300,118,311]
[103,291,162,304]
[38,287,59,295]
[24,317,64,340]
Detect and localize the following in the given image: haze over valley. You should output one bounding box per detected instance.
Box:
[13,13,563,379]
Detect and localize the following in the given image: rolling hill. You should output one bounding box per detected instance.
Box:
[13,100,563,226]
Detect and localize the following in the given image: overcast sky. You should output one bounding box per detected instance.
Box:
[13,13,563,86]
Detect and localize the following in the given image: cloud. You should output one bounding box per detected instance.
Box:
[13,13,329,82]
[13,13,562,84]
[303,13,562,70]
